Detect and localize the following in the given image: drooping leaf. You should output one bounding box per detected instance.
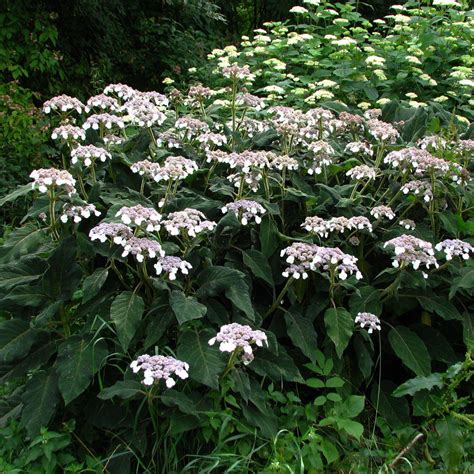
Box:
[284,309,318,363]
[324,308,354,358]
[393,373,443,397]
[250,346,303,383]
[82,268,109,303]
[371,381,410,429]
[56,337,108,405]
[462,313,474,351]
[354,335,374,380]
[242,249,274,286]
[0,283,49,308]
[177,329,226,389]
[42,237,83,301]
[0,184,34,206]
[416,294,461,320]
[349,286,382,316]
[449,267,474,299]
[436,416,465,472]
[170,290,207,325]
[259,216,279,257]
[98,380,144,400]
[0,319,39,362]
[21,369,60,437]
[337,418,364,440]
[110,291,145,351]
[225,280,254,320]
[388,326,431,376]
[0,224,49,263]
[0,256,46,291]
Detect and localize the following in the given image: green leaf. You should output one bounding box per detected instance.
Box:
[110,291,145,351]
[21,369,60,437]
[82,268,109,303]
[196,266,245,297]
[306,377,325,388]
[324,308,354,358]
[242,403,278,439]
[0,283,49,308]
[314,395,327,406]
[170,290,207,325]
[449,267,474,299]
[462,313,474,351]
[259,216,279,257]
[326,376,345,388]
[416,294,461,320]
[177,329,226,389]
[337,419,363,440]
[98,380,143,400]
[242,249,274,286]
[321,438,338,464]
[0,319,39,362]
[0,257,46,291]
[354,335,374,380]
[250,346,303,383]
[0,184,33,206]
[42,237,83,301]
[0,224,49,263]
[349,286,382,316]
[388,326,431,376]
[371,381,410,429]
[393,373,443,397]
[284,309,318,363]
[56,337,108,405]
[337,395,365,418]
[436,416,465,472]
[225,280,254,320]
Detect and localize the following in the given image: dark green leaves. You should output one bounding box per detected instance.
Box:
[0,319,39,362]
[436,417,465,472]
[242,249,274,286]
[0,224,49,263]
[393,373,443,397]
[259,216,279,257]
[388,327,431,376]
[56,337,108,405]
[82,268,109,303]
[324,308,354,358]
[170,290,207,325]
[98,380,143,400]
[110,291,145,351]
[21,369,60,437]
[177,329,225,389]
[284,309,318,363]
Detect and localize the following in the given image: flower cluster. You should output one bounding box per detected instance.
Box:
[153,156,198,182]
[60,204,101,223]
[175,116,210,137]
[154,256,192,279]
[355,312,381,334]
[366,119,399,143]
[399,219,416,230]
[89,223,133,245]
[116,205,162,231]
[281,242,362,280]
[104,83,137,100]
[302,215,372,237]
[51,125,86,142]
[208,323,268,364]
[346,165,377,180]
[384,235,438,273]
[30,168,76,195]
[43,95,85,114]
[122,98,166,127]
[71,145,111,167]
[401,180,433,202]
[370,205,396,220]
[121,237,164,261]
[270,154,299,171]
[221,200,266,225]
[162,208,216,237]
[435,239,473,261]
[197,132,227,150]
[85,94,119,112]
[345,141,374,156]
[306,141,335,174]
[156,130,182,149]
[83,113,125,130]
[130,354,189,387]
[130,159,161,177]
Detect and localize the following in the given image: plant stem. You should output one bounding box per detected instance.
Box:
[264,277,294,319]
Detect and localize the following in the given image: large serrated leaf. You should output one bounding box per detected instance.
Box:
[284,309,318,363]
[56,337,108,405]
[242,249,274,286]
[393,373,443,397]
[0,256,46,291]
[21,369,60,437]
[177,329,225,389]
[0,319,39,362]
[110,291,145,351]
[388,326,431,376]
[82,268,109,303]
[436,416,465,472]
[0,224,50,263]
[0,184,33,206]
[324,308,354,358]
[170,290,207,325]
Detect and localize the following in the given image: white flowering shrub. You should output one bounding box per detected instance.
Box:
[0,2,473,471]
